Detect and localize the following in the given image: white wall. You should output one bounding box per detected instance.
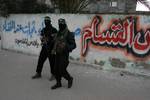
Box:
[0,14,91,58]
[0,14,150,66]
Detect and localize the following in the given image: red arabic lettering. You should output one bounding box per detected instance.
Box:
[81,15,150,57]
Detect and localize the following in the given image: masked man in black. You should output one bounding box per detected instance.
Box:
[32,16,57,81]
[51,18,76,89]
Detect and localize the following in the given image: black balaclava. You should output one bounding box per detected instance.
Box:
[58,18,67,31]
[44,16,51,27]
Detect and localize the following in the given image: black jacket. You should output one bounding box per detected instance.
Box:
[41,25,57,50]
[56,28,76,53]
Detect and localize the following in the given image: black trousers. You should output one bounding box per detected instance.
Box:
[54,52,72,83]
[36,46,55,75]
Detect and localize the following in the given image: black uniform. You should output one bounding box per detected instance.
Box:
[51,18,76,89]
[32,16,57,80]
[36,26,57,75]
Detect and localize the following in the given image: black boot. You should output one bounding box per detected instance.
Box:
[51,82,62,90]
[32,73,41,79]
[68,77,73,88]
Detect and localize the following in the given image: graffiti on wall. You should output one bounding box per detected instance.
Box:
[82,15,150,58]
[15,38,40,48]
[3,20,81,37]
[2,19,80,49]
[3,20,44,38]
[74,28,81,36]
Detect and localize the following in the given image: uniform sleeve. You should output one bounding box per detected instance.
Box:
[54,28,58,33]
[40,28,44,36]
[66,31,76,52]
[53,27,58,34]
[51,27,58,41]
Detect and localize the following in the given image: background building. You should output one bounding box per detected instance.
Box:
[83,0,138,13]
